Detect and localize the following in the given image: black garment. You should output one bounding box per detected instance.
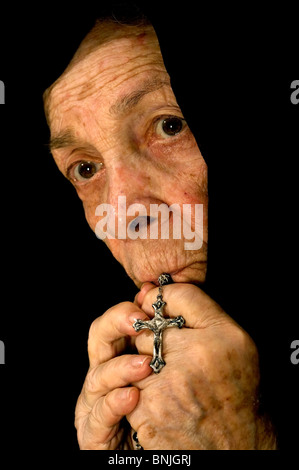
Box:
[0,0,297,454]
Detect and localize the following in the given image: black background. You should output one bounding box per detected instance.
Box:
[0,0,298,457]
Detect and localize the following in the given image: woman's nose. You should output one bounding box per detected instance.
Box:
[101,154,164,239]
[105,155,158,209]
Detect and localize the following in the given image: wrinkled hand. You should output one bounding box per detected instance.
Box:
[74,302,153,450]
[127,283,277,450]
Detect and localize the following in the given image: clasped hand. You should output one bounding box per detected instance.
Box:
[75,283,275,450]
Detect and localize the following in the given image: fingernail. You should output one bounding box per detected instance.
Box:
[134,292,141,306]
[131,355,150,368]
[128,312,149,325]
[119,388,130,400]
[135,291,143,306]
[140,282,154,293]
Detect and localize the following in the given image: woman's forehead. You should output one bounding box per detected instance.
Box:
[45,36,167,129]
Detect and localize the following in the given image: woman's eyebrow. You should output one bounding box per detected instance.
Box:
[48,129,80,152]
[109,77,170,116]
[48,77,171,152]
[48,130,97,154]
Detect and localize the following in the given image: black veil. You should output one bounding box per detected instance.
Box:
[0,0,298,452]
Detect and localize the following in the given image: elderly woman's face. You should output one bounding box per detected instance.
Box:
[46,25,208,287]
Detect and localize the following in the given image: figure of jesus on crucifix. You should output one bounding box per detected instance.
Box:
[133,274,185,374]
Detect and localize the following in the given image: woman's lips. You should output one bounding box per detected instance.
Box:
[143,266,188,285]
[139,261,207,286]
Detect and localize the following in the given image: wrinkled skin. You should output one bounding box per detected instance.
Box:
[45,23,208,287]
[75,283,275,450]
[45,22,276,450]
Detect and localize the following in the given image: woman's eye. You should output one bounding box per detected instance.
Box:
[72,161,103,182]
[155,116,186,138]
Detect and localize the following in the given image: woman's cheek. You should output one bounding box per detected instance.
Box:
[148,130,204,168]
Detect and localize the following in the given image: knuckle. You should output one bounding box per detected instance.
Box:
[87,318,100,349]
[87,316,110,362]
[75,394,90,423]
[87,308,114,340]
[84,364,111,396]
[102,394,114,416]
[174,282,200,300]
[90,398,104,423]
[232,327,258,359]
[96,392,119,425]
[117,301,135,309]
[84,366,100,394]
[87,301,134,340]
[75,418,87,448]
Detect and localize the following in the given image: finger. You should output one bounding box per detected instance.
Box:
[79,387,139,449]
[134,282,156,307]
[88,302,150,368]
[139,283,232,329]
[82,354,152,409]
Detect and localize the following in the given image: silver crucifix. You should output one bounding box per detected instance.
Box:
[133,274,185,373]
